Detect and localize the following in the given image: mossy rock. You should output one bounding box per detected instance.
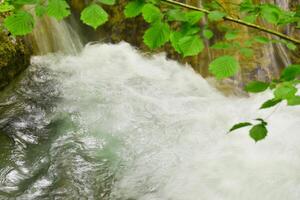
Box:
[0,17,31,90]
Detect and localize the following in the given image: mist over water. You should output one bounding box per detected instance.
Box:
[0,42,300,199]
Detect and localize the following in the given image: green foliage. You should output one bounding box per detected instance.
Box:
[143,22,170,49]
[209,56,239,79]
[0,2,15,12]
[208,10,226,21]
[250,124,268,142]
[142,3,162,23]
[2,0,300,142]
[229,122,252,132]
[97,0,116,6]
[260,98,282,109]
[46,0,70,20]
[245,81,269,93]
[4,11,34,36]
[124,0,145,18]
[225,31,239,40]
[280,65,300,81]
[80,4,108,29]
[203,29,214,39]
[178,35,204,57]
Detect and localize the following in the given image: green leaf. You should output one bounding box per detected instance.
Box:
[178,35,204,57]
[260,98,282,109]
[180,23,200,35]
[124,0,145,18]
[80,4,108,29]
[240,47,254,58]
[143,22,170,49]
[4,11,34,36]
[245,81,270,93]
[255,118,268,125]
[97,0,116,5]
[203,29,214,39]
[286,42,297,51]
[170,31,183,53]
[243,14,257,23]
[249,124,268,142]
[287,96,300,106]
[274,83,297,100]
[208,11,226,21]
[142,3,162,23]
[209,56,240,79]
[47,0,70,20]
[254,36,270,44]
[229,122,252,132]
[225,31,239,40]
[35,4,47,17]
[211,42,232,49]
[185,11,204,25]
[260,4,280,24]
[280,64,300,81]
[0,3,15,13]
[167,9,186,21]
[13,0,37,5]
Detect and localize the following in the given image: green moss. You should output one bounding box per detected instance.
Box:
[0,18,31,90]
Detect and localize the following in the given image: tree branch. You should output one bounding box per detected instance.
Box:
[162,0,300,45]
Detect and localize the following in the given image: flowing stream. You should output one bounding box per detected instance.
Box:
[1,7,300,200]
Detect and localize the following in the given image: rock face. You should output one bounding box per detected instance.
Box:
[0,22,31,90]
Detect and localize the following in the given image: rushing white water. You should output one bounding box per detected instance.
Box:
[7,42,295,200]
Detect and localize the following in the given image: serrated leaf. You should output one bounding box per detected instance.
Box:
[274,83,297,100]
[143,22,170,49]
[203,29,214,39]
[245,81,270,93]
[80,4,108,29]
[209,56,239,79]
[142,3,162,23]
[4,11,34,36]
[260,98,282,109]
[47,0,70,20]
[124,0,145,18]
[178,35,204,57]
[229,122,252,132]
[249,124,268,142]
[208,10,226,21]
[287,96,300,106]
[97,0,116,5]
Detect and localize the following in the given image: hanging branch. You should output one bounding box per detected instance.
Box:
[162,0,300,45]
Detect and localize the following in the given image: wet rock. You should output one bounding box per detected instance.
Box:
[0,16,31,90]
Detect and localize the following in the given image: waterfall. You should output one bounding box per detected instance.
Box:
[28,16,83,55]
[0,1,299,199]
[0,42,300,199]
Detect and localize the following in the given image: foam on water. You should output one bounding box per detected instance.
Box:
[1,42,300,199]
[34,42,300,200]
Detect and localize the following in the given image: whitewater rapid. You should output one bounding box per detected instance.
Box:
[1,42,300,200]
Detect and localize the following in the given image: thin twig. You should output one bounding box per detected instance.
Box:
[162,0,300,45]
